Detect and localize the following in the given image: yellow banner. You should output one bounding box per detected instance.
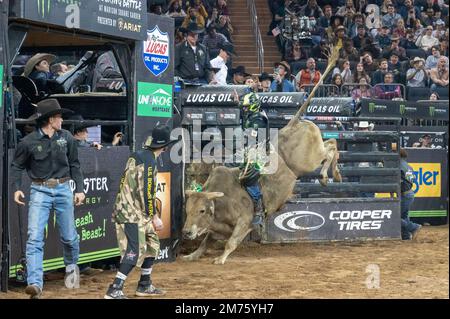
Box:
[410,163,441,197]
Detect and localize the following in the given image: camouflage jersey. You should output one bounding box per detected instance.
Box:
[112,149,157,225]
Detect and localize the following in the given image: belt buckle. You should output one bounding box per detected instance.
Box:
[45,179,58,188]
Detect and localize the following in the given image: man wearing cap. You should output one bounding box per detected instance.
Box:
[271,61,295,92]
[175,22,212,84]
[23,53,56,94]
[407,57,427,87]
[202,24,229,58]
[10,99,85,298]
[105,124,176,299]
[258,72,273,92]
[413,134,433,148]
[210,42,235,85]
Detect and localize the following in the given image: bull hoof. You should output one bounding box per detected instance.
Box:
[319,176,328,186]
[333,172,342,183]
[182,254,199,262]
[213,257,226,265]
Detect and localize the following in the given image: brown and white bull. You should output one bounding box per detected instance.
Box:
[182,120,342,264]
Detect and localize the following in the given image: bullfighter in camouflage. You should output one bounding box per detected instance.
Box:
[104,124,176,299]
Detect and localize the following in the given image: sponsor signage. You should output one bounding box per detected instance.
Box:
[305,97,354,116]
[17,0,148,40]
[410,163,441,198]
[137,82,173,117]
[156,172,171,239]
[258,92,304,108]
[182,107,240,126]
[361,99,449,120]
[401,131,446,149]
[143,26,170,76]
[263,198,401,242]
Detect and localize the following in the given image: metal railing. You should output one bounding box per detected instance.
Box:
[247,0,264,73]
[372,83,406,100]
[299,84,340,97]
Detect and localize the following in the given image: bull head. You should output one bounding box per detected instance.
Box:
[183,191,224,240]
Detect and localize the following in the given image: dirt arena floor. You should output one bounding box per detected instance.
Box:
[1,225,448,299]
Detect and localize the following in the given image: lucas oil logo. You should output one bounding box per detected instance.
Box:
[409,163,441,197]
[143,26,170,76]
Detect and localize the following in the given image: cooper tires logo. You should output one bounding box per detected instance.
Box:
[274,211,325,232]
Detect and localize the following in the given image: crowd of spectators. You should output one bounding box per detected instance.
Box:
[264,0,449,99]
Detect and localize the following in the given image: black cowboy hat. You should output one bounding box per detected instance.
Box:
[144,124,177,149]
[67,114,94,133]
[179,22,205,34]
[218,42,237,56]
[330,15,343,27]
[258,72,273,82]
[28,98,73,121]
[231,65,250,77]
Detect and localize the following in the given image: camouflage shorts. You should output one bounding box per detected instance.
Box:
[115,222,160,267]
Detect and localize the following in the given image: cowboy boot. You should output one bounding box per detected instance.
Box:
[251,198,264,225]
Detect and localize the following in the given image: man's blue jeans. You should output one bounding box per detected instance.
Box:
[26,182,79,289]
[246,184,262,202]
[401,191,420,240]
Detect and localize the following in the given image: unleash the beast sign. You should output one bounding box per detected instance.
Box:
[143,26,170,76]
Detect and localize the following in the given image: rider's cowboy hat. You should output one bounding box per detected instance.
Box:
[23,53,56,77]
[179,22,205,34]
[28,98,73,121]
[144,124,177,149]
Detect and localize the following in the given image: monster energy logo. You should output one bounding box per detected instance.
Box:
[368,102,375,113]
[429,106,436,117]
[399,104,406,115]
[37,0,81,18]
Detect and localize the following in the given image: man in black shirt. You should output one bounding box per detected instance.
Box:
[11,99,85,299]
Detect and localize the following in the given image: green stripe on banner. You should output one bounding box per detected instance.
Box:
[0,64,4,108]
[9,248,121,277]
[409,210,448,217]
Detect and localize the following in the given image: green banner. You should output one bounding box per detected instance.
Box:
[0,64,3,108]
[137,82,172,117]
[409,210,447,217]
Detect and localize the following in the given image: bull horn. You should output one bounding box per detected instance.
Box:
[204,192,224,200]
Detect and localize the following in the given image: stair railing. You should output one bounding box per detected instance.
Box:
[246,0,264,74]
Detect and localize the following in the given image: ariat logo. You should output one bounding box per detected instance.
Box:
[399,104,406,115]
[429,106,435,117]
[37,0,82,18]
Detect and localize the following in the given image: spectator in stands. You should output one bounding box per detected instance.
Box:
[210,42,235,85]
[361,37,382,59]
[421,8,437,26]
[361,51,378,73]
[433,19,446,38]
[374,72,402,99]
[166,0,186,17]
[332,59,353,83]
[415,25,439,52]
[325,15,344,42]
[353,62,371,83]
[23,53,56,94]
[375,26,392,48]
[371,58,389,85]
[413,19,425,39]
[258,72,273,92]
[406,57,428,86]
[429,56,449,90]
[425,46,442,70]
[175,23,212,84]
[69,115,103,150]
[400,0,422,21]
[382,4,402,29]
[401,29,419,49]
[348,13,365,38]
[380,0,393,16]
[181,7,206,29]
[216,15,233,42]
[429,91,440,100]
[299,0,324,18]
[295,58,322,91]
[216,0,229,17]
[271,61,295,92]
[422,0,441,17]
[245,75,260,93]
[202,24,229,58]
[230,65,250,85]
[352,24,368,50]
[388,52,402,82]
[311,39,330,60]
[336,0,356,17]
[206,7,219,28]
[331,73,344,94]
[392,18,407,38]
[318,4,333,28]
[339,39,360,61]
[412,133,433,148]
[285,41,308,63]
[351,77,372,101]
[382,35,407,60]
[149,4,163,15]
[189,0,209,20]
[333,25,348,45]
[399,148,422,240]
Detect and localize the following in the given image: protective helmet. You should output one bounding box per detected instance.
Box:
[240,92,261,113]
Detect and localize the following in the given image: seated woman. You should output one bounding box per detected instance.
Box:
[351,77,372,102]
[285,41,307,63]
[373,72,402,99]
